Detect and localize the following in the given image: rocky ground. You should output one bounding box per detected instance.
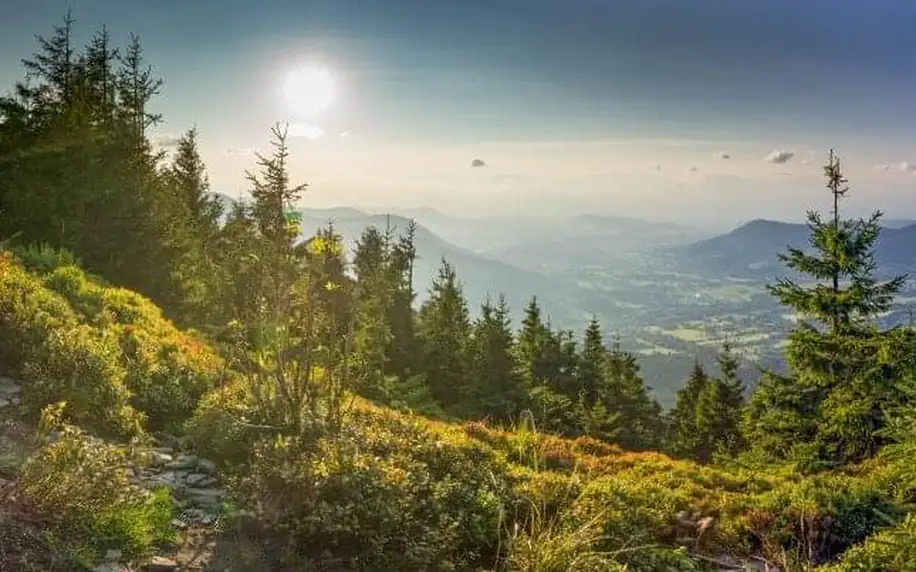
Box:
[0,374,244,572]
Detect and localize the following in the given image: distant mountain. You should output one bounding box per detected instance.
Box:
[296,211,584,324]
[678,219,916,277]
[486,215,711,271]
[883,218,916,229]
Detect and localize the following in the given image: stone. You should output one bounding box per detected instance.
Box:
[196,458,216,474]
[147,450,174,466]
[92,564,129,572]
[0,398,9,409]
[104,549,123,561]
[167,454,198,470]
[170,517,188,529]
[185,473,216,488]
[144,556,179,572]
[148,471,183,489]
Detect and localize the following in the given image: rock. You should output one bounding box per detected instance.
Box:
[104,549,123,561]
[196,458,216,474]
[170,517,188,530]
[92,564,129,572]
[144,556,179,572]
[148,470,183,489]
[167,454,198,470]
[0,398,9,409]
[147,450,174,466]
[185,473,216,488]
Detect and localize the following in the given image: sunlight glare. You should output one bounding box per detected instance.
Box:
[283,64,336,117]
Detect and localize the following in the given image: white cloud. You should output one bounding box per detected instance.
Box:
[287,122,324,139]
[717,151,730,160]
[226,147,260,156]
[764,149,795,164]
[153,134,181,148]
[898,161,916,173]
[471,158,486,167]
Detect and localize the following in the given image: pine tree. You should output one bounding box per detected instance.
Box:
[515,296,560,388]
[697,341,747,457]
[386,219,420,378]
[667,361,711,460]
[747,150,909,464]
[352,225,394,399]
[418,258,472,409]
[468,294,525,420]
[577,316,606,406]
[160,127,223,323]
[603,338,664,450]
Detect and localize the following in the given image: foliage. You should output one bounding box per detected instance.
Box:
[17,403,174,566]
[1,251,222,435]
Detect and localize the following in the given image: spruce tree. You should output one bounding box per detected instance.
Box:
[515,296,560,388]
[578,316,606,406]
[667,361,711,460]
[418,258,472,410]
[747,150,908,464]
[468,294,525,420]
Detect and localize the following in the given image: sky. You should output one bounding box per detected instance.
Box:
[2,0,916,225]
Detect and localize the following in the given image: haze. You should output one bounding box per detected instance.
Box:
[3,0,916,225]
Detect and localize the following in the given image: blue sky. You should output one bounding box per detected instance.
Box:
[2,0,916,224]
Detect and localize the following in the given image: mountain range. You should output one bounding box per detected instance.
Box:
[677,218,916,278]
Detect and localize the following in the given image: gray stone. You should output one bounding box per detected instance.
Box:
[92,564,129,572]
[196,458,216,474]
[170,517,188,529]
[144,556,179,572]
[147,450,174,466]
[148,471,182,488]
[0,398,9,409]
[167,454,198,470]
[185,473,215,488]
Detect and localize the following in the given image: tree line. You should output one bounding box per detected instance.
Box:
[2,14,915,470]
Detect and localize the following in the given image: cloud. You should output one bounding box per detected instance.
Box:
[687,166,700,172]
[898,161,916,173]
[471,158,486,167]
[717,151,730,160]
[226,147,260,156]
[287,122,324,139]
[764,149,795,164]
[152,134,181,148]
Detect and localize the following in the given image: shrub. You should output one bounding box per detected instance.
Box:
[18,404,174,566]
[10,243,83,275]
[2,254,221,434]
[234,433,505,571]
[21,324,144,439]
[820,513,916,571]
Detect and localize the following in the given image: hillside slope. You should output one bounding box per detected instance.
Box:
[0,249,911,571]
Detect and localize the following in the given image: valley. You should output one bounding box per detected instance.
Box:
[294,204,916,406]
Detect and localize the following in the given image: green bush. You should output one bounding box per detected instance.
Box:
[820,513,916,571]
[18,404,174,566]
[1,253,222,434]
[235,433,505,571]
[21,324,144,439]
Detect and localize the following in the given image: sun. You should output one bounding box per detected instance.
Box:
[282,64,336,117]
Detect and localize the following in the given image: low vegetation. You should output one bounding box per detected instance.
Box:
[1,13,916,572]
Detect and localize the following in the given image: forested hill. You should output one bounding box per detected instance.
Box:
[2,14,916,572]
